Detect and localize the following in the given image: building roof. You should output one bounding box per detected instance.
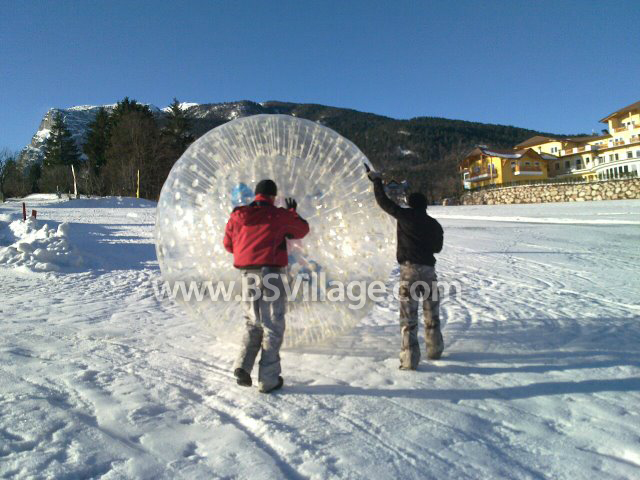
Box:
[600,100,640,123]
[563,134,607,143]
[461,146,544,167]
[514,136,559,148]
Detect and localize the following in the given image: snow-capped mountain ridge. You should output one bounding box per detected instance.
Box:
[18,101,270,166]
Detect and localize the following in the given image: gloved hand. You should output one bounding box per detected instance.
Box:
[364,163,381,182]
[285,197,297,210]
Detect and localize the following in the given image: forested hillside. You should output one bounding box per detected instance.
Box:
[10,99,573,202]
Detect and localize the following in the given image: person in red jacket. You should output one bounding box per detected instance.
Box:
[224,179,309,393]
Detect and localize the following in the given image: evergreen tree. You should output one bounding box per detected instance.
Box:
[110,97,154,126]
[0,149,16,201]
[28,163,42,193]
[162,98,194,152]
[83,107,111,175]
[42,112,81,167]
[103,109,161,198]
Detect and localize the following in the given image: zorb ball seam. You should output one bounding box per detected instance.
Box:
[155,114,395,348]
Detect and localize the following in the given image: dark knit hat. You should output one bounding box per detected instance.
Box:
[255,179,278,196]
[407,192,427,209]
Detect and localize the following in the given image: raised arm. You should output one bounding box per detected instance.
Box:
[373,178,407,219]
[365,163,410,220]
[283,197,310,239]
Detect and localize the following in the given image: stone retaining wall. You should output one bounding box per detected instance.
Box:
[461,178,640,205]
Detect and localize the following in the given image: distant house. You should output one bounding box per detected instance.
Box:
[460,100,640,189]
[460,146,548,189]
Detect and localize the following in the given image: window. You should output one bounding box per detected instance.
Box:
[576,158,582,167]
[525,162,530,166]
[609,155,613,162]
[511,161,516,167]
[636,150,640,158]
[585,156,590,163]
[555,162,560,170]
[534,161,539,166]
[565,160,570,168]
[628,151,633,159]
[615,153,619,161]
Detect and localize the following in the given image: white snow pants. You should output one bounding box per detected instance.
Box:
[234,267,286,391]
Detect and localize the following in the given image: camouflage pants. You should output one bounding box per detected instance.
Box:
[234,267,286,391]
[399,262,444,369]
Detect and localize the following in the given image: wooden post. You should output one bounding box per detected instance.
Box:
[136,169,140,199]
[71,165,79,198]
[22,202,27,221]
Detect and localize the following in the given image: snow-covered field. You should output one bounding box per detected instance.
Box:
[1,195,639,479]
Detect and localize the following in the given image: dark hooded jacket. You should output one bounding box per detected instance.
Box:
[373,179,443,266]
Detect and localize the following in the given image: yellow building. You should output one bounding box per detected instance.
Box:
[461,146,548,189]
[461,100,640,189]
[594,100,640,179]
[515,135,604,181]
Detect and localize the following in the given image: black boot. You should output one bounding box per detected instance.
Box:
[234,368,252,387]
[259,376,283,393]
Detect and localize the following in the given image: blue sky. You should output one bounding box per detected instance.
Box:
[1,0,639,150]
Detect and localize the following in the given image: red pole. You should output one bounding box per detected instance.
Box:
[22,202,26,221]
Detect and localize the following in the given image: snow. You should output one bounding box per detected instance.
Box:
[34,128,51,142]
[483,149,522,159]
[67,104,117,112]
[161,102,199,113]
[1,196,639,479]
[398,147,416,156]
[0,216,82,272]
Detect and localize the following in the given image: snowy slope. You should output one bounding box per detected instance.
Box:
[1,196,639,479]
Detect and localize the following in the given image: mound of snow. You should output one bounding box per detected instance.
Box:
[0,217,83,272]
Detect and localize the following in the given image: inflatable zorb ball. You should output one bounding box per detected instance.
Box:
[155,114,395,348]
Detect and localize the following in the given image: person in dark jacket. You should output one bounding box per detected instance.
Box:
[366,165,444,370]
[224,179,310,392]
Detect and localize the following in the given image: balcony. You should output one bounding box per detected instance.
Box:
[468,167,497,182]
[513,165,544,176]
[613,126,627,133]
[613,140,626,146]
[561,145,595,155]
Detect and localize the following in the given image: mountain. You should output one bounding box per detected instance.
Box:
[19,100,571,199]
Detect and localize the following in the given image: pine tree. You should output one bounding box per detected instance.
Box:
[42,112,81,167]
[110,97,154,127]
[0,149,16,201]
[83,107,111,175]
[162,98,195,152]
[103,107,161,198]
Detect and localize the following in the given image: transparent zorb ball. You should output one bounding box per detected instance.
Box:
[155,114,395,348]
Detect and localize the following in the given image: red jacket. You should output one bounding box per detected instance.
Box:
[223,194,310,268]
